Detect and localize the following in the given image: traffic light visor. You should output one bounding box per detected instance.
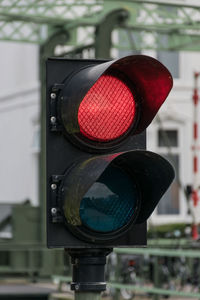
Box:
[59,55,173,150]
[61,151,174,243]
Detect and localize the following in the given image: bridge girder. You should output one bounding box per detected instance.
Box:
[0,1,200,51]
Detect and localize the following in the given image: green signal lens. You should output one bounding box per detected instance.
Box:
[79,165,139,233]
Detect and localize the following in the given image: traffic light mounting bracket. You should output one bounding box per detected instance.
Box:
[49,84,65,132]
[50,175,65,224]
[67,248,112,292]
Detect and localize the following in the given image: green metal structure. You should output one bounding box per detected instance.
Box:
[112,247,200,299]
[0,203,68,278]
[1,0,200,51]
[52,246,200,299]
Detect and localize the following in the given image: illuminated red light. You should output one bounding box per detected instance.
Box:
[78,74,136,142]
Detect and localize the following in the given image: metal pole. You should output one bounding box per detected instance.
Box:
[68,249,112,300]
[191,71,200,240]
[153,256,160,300]
[75,292,101,300]
[95,9,129,59]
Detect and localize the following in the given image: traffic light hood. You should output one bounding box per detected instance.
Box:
[61,150,174,243]
[60,55,173,145]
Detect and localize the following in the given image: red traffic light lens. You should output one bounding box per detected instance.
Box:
[78,74,136,142]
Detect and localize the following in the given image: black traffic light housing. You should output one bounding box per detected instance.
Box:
[46,55,174,249]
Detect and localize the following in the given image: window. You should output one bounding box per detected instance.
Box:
[157,154,179,215]
[156,129,180,215]
[158,129,178,147]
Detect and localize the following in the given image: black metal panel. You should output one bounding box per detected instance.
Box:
[46,57,147,248]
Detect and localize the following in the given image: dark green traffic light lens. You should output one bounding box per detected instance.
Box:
[79,165,139,233]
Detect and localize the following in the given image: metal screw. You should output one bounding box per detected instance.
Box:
[51,183,57,190]
[51,207,57,215]
[75,284,79,291]
[50,116,56,124]
[50,93,56,99]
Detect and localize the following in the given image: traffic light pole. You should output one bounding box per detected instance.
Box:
[67,249,112,300]
[75,292,101,300]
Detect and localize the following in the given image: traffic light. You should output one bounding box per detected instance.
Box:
[46,55,174,248]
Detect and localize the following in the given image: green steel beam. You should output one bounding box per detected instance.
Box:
[0,0,102,24]
[1,1,200,51]
[148,238,189,247]
[114,247,200,258]
[113,29,200,51]
[95,9,128,59]
[75,293,101,300]
[46,274,200,299]
[109,282,200,299]
[41,274,200,299]
[119,0,200,8]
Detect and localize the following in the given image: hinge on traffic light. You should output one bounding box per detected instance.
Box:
[50,174,64,223]
[49,84,64,132]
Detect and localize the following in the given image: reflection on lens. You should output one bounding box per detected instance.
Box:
[79,165,139,232]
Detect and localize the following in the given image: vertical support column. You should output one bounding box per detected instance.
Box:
[114,254,121,300]
[95,9,129,59]
[191,72,200,240]
[75,292,101,300]
[153,256,160,300]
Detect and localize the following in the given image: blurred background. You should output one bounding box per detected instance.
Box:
[1,0,200,299]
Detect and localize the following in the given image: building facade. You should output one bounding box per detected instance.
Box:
[0,42,40,206]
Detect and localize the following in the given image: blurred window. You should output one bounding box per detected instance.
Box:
[157,129,180,215]
[158,129,178,147]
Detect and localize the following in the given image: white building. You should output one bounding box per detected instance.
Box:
[0,42,40,206]
[148,51,200,225]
